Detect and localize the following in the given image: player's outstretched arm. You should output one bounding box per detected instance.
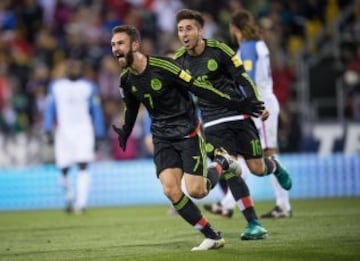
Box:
[187,75,265,117]
[112,91,140,151]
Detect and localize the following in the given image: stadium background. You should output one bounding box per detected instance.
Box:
[0,0,359,210]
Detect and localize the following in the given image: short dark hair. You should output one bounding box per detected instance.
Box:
[176,9,204,28]
[230,10,261,40]
[112,25,141,43]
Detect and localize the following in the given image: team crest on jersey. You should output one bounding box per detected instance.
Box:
[207,59,218,71]
[151,78,162,90]
[131,85,137,93]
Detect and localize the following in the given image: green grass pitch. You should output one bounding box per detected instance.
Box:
[1,198,359,261]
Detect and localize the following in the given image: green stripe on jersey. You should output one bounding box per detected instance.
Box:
[120,68,129,78]
[206,39,235,57]
[242,72,261,100]
[193,79,231,99]
[119,69,129,88]
[149,57,180,75]
[173,47,186,59]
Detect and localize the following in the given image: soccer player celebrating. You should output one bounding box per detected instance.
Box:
[44,57,106,214]
[110,25,264,250]
[174,9,292,240]
[203,9,293,219]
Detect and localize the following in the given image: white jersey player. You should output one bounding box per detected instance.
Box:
[44,58,105,214]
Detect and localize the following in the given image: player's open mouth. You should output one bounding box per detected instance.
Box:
[115,53,125,62]
[183,39,190,47]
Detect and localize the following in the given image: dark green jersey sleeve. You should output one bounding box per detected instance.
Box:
[218,41,261,101]
[120,71,140,137]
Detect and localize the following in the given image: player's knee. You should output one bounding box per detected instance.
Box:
[162,186,182,203]
[187,184,207,199]
[247,159,266,176]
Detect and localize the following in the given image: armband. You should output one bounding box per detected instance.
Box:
[179,70,192,82]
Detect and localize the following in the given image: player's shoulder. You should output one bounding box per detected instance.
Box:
[119,68,129,82]
[205,39,235,57]
[49,77,67,90]
[120,68,129,78]
[118,68,130,89]
[78,77,95,85]
[148,55,180,75]
[173,47,186,60]
[52,77,67,84]
[255,40,270,56]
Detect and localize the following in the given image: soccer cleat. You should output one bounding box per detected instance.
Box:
[273,159,292,190]
[203,203,234,218]
[191,237,225,251]
[214,147,242,176]
[204,202,222,215]
[240,220,268,240]
[260,206,292,219]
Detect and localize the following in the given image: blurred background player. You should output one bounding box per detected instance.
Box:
[204,9,292,219]
[43,57,105,214]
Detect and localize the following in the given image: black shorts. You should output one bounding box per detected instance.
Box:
[204,118,263,160]
[152,131,207,177]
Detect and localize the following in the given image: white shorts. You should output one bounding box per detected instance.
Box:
[254,94,280,149]
[55,126,95,168]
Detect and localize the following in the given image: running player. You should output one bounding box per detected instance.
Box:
[110,25,264,250]
[174,9,292,240]
[204,9,293,219]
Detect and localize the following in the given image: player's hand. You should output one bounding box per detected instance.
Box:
[260,109,270,121]
[112,124,128,151]
[238,97,265,117]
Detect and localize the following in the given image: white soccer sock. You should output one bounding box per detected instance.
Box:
[270,172,291,211]
[59,174,74,203]
[76,169,90,210]
[270,155,291,211]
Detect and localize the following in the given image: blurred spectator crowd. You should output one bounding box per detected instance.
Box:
[0,0,356,166]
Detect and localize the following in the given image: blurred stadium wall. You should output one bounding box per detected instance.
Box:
[0,153,359,211]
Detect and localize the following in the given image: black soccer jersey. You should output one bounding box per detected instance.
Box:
[119,56,247,139]
[174,39,260,124]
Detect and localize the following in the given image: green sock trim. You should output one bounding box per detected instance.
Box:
[223,171,237,181]
[173,194,189,211]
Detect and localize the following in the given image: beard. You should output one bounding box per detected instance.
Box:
[125,47,134,67]
[115,47,134,69]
